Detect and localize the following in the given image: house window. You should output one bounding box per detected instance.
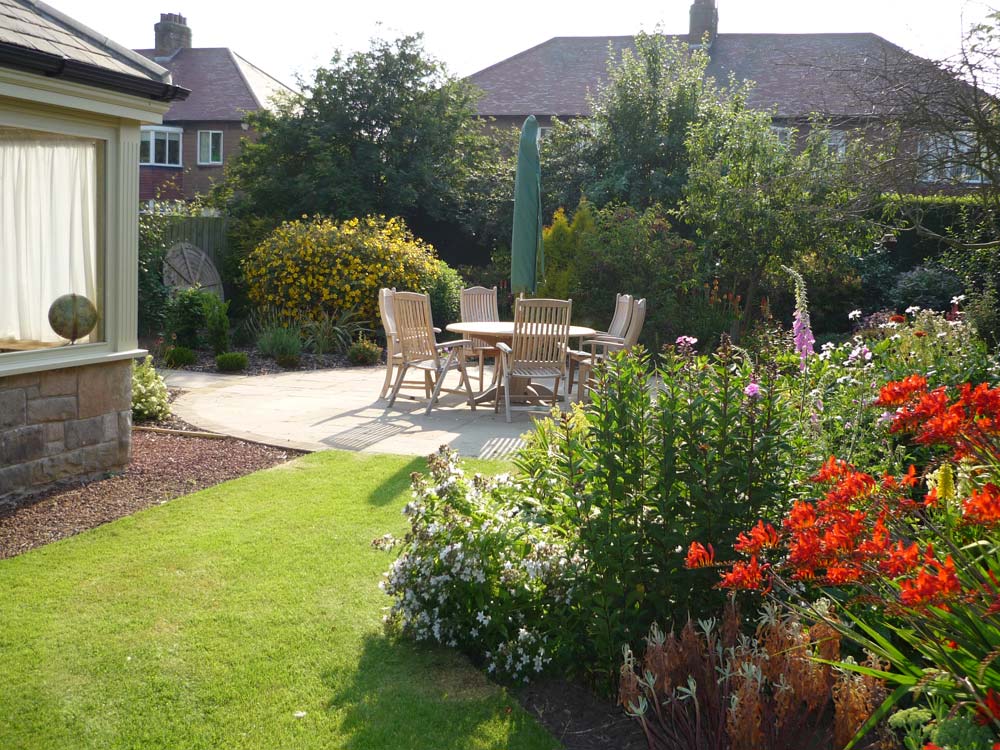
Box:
[140,126,182,167]
[0,127,104,353]
[770,126,793,147]
[197,130,223,165]
[827,130,848,159]
[919,131,984,183]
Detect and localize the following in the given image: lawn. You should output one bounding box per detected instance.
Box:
[0,451,558,750]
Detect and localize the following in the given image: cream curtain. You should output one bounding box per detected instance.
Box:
[0,132,98,344]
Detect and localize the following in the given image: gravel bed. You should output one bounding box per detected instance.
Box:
[150,345,353,377]
[0,429,303,560]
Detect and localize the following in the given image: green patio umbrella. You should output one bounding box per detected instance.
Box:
[510,115,543,294]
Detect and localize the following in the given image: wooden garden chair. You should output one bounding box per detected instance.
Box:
[567,292,632,392]
[570,297,646,402]
[387,292,476,415]
[495,297,572,423]
[378,288,442,400]
[460,285,500,390]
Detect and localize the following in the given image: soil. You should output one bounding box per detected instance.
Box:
[147,343,352,377]
[0,415,303,560]
[518,679,647,750]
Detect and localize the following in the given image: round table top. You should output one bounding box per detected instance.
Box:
[446,321,597,339]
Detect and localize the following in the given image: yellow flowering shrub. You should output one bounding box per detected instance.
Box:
[243,215,448,325]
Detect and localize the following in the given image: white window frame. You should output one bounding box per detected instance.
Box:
[0,91,145,377]
[826,130,848,159]
[140,125,183,167]
[919,131,985,184]
[197,129,224,165]
[770,126,793,147]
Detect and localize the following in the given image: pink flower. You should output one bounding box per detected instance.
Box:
[744,381,761,399]
[676,335,698,348]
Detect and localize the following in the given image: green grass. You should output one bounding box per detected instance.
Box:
[0,451,558,750]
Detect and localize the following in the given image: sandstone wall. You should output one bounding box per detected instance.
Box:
[0,360,131,509]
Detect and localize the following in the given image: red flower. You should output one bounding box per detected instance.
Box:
[914,330,927,337]
[963,484,1000,525]
[975,688,1000,726]
[825,563,862,584]
[899,553,961,606]
[880,541,920,576]
[685,541,715,569]
[720,556,767,590]
[901,464,920,488]
[812,455,851,483]
[876,375,927,407]
[889,314,907,323]
[924,488,939,508]
[785,501,817,531]
[734,520,780,555]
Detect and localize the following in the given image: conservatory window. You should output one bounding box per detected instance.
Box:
[0,127,104,353]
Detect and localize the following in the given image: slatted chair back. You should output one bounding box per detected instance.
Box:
[607,293,633,339]
[460,286,499,324]
[392,292,439,364]
[622,298,647,348]
[511,298,572,372]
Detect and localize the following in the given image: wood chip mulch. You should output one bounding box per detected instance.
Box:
[518,679,646,750]
[0,428,303,560]
[149,345,352,377]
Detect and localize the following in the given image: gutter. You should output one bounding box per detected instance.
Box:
[0,42,189,102]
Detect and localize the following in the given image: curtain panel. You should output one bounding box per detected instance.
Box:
[0,132,99,344]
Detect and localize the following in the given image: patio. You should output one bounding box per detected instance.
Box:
[164,365,543,458]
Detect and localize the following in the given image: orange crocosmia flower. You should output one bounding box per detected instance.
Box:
[880,540,920,576]
[720,556,766,591]
[825,563,862,584]
[901,464,919,488]
[859,515,890,557]
[684,541,715,569]
[899,554,961,606]
[889,314,907,323]
[975,688,1000,726]
[924,488,939,508]
[914,330,927,337]
[812,455,851,483]
[822,510,868,554]
[963,484,1000,526]
[876,375,928,407]
[916,404,967,446]
[734,520,780,554]
[788,528,822,570]
[785,501,817,531]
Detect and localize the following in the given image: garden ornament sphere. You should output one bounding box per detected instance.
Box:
[48,294,98,344]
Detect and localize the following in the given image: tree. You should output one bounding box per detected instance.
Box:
[540,32,732,217]
[217,35,504,255]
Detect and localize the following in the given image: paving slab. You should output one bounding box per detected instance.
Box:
[161,367,559,458]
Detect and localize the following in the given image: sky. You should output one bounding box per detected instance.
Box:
[54,0,996,88]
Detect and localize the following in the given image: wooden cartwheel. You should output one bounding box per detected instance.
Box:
[163,242,224,298]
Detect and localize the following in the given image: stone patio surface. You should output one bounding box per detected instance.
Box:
[163,366,548,458]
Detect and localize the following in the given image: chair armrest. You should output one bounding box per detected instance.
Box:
[584,339,625,357]
[433,327,441,334]
[436,339,472,350]
[587,334,626,344]
[496,342,512,355]
[567,348,590,361]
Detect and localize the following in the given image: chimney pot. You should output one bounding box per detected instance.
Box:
[154,12,191,57]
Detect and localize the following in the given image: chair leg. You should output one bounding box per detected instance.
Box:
[578,363,589,402]
[504,372,512,423]
[567,359,576,392]
[424,371,433,399]
[478,351,485,392]
[458,360,476,411]
[380,359,394,400]
[552,376,561,409]
[426,353,455,416]
[387,364,408,408]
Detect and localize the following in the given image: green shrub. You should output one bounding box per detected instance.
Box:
[201,293,231,355]
[138,209,170,337]
[243,215,444,326]
[163,345,196,368]
[303,308,368,355]
[131,355,169,422]
[257,324,302,367]
[215,352,249,372]
[346,336,382,366]
[888,264,963,311]
[425,261,464,327]
[165,287,216,348]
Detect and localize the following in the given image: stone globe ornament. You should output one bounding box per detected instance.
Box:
[48,294,98,344]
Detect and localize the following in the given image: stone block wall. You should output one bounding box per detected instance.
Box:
[0,360,132,508]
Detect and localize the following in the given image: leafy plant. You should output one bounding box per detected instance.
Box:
[163,345,196,368]
[165,287,217,348]
[425,261,464,328]
[888,264,964,311]
[257,324,302,368]
[303,308,369,355]
[346,336,382,366]
[131,355,170,422]
[215,352,248,373]
[201,293,231,356]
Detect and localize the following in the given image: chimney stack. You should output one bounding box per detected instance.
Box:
[154,13,191,57]
[689,0,718,47]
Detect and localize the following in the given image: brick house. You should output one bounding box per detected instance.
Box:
[135,13,295,201]
[0,0,187,502]
[468,0,946,158]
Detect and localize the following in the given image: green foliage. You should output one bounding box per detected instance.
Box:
[930,715,997,750]
[138,209,170,337]
[165,287,218,349]
[131,355,170,422]
[218,35,496,249]
[539,200,703,350]
[214,352,248,372]
[425,260,464,327]
[201,293,231,356]
[966,284,1000,349]
[163,345,196,368]
[540,32,727,215]
[346,336,382,366]
[257,324,302,367]
[303,308,369,355]
[888,264,964,311]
